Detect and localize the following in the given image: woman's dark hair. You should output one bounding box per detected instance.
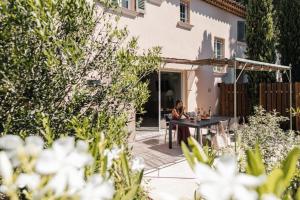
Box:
[175,100,182,107]
[175,100,183,113]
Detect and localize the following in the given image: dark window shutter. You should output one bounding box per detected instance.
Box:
[237,21,246,42]
[136,0,145,13]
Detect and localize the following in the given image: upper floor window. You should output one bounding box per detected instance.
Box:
[180,0,190,23]
[122,0,130,8]
[214,37,225,59]
[112,0,145,14]
[237,21,246,42]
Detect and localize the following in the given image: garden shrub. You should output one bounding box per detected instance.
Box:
[0,133,145,200]
[237,106,300,172]
[183,137,300,200]
[0,0,161,199]
[0,0,161,142]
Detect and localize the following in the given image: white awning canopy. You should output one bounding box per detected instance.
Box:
[162,57,291,72]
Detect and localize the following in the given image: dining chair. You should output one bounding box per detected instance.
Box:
[211,119,231,150]
[164,114,178,144]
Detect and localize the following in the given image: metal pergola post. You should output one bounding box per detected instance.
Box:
[234,60,237,153]
[289,68,293,130]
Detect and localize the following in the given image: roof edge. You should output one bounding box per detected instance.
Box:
[202,0,246,18]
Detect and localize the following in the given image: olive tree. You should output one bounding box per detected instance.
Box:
[0,0,161,142]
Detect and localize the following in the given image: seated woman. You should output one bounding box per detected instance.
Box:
[171,100,191,145]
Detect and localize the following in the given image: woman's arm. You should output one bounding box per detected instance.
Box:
[183,113,190,119]
[182,107,190,119]
[172,109,182,120]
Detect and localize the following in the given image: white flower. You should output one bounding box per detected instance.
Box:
[0,152,13,185]
[16,173,41,190]
[194,156,266,200]
[24,136,44,156]
[104,147,121,168]
[131,157,145,172]
[157,192,180,200]
[0,135,44,167]
[35,137,93,196]
[262,194,281,200]
[0,135,23,151]
[46,167,86,195]
[79,175,115,200]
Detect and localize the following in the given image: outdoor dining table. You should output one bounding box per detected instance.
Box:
[168,116,231,149]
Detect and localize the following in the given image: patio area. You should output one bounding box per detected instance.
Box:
[131,130,198,199]
[131,130,184,171]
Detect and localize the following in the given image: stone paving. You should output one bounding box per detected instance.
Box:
[131,130,184,171]
[131,129,197,200]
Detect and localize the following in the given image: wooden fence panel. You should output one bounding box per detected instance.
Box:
[277,83,282,114]
[219,83,249,117]
[260,83,266,109]
[258,82,300,131]
[220,82,300,131]
[272,83,277,111]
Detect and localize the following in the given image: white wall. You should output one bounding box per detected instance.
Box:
[117,0,245,115]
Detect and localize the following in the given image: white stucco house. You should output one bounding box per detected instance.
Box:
[115,0,247,130]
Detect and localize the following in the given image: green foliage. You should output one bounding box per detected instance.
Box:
[274,0,300,82]
[182,137,216,169]
[245,144,265,176]
[38,115,146,200]
[246,0,277,63]
[245,0,277,107]
[0,0,161,139]
[246,146,300,199]
[237,106,299,172]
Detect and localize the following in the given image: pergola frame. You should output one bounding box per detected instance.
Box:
[232,57,292,152]
[162,57,293,151]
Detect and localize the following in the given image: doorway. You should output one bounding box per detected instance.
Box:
[137,71,182,130]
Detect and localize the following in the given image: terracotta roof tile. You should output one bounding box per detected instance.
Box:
[202,0,246,18]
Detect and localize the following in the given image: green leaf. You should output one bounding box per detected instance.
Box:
[121,185,139,200]
[262,168,284,196]
[281,147,300,188]
[188,137,209,164]
[246,144,265,176]
[296,187,300,200]
[120,152,131,186]
[181,141,195,169]
[135,170,144,185]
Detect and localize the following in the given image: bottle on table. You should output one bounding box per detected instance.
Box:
[208,106,212,117]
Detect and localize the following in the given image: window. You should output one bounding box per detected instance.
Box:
[237,21,246,42]
[214,37,225,59]
[122,0,130,8]
[180,0,190,23]
[214,38,226,73]
[116,0,145,16]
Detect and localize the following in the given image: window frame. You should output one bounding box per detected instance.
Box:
[214,37,225,59]
[213,37,226,74]
[179,0,190,24]
[121,0,135,10]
